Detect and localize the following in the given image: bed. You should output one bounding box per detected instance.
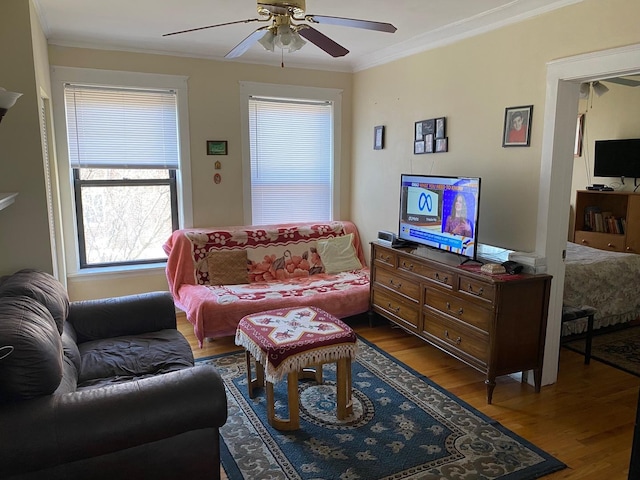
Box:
[562,241,640,335]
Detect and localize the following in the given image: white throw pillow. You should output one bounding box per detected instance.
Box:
[317,233,362,274]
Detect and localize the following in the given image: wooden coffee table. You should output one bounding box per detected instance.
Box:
[235,306,357,430]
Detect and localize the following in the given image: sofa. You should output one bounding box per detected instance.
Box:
[0,269,227,480]
[163,221,370,346]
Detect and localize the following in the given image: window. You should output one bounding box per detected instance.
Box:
[64,85,180,268]
[240,82,342,225]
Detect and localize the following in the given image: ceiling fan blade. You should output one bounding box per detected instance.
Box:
[163,18,261,37]
[225,27,269,58]
[298,26,349,57]
[603,77,640,87]
[305,15,397,33]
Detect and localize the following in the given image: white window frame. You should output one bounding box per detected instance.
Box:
[51,66,193,275]
[239,81,343,224]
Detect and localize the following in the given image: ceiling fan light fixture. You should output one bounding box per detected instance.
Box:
[275,23,294,47]
[287,31,306,52]
[258,30,276,51]
[579,83,590,99]
[592,81,609,97]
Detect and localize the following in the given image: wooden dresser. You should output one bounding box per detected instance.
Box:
[369,242,552,404]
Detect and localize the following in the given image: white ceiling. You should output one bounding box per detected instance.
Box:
[33,0,581,72]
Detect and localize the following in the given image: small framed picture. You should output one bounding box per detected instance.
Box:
[423,119,435,136]
[574,113,584,157]
[374,125,385,150]
[415,121,424,141]
[414,140,425,154]
[502,105,533,147]
[207,140,228,155]
[435,137,448,153]
[435,117,446,139]
[425,133,434,153]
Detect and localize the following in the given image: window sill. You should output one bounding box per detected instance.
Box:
[67,262,166,280]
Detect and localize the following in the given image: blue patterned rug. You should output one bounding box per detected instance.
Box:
[198,337,565,479]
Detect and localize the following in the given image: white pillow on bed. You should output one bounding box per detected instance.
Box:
[317,234,362,274]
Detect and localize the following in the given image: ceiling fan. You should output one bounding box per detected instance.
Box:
[602,76,640,87]
[163,0,397,59]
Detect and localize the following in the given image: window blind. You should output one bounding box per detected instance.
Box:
[248,96,333,224]
[64,84,179,169]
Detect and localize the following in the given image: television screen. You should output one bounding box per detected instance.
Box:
[398,174,481,259]
[594,139,640,178]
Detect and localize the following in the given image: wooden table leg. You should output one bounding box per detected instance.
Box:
[336,357,353,420]
[266,371,300,431]
[245,350,264,399]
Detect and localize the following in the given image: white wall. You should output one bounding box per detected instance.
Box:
[351,0,640,258]
[0,0,53,275]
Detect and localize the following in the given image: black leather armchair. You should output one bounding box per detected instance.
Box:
[0,270,227,480]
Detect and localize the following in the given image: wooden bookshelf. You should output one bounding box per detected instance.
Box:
[573,190,640,253]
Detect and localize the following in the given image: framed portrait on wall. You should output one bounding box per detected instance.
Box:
[574,114,585,157]
[425,133,434,153]
[502,105,533,147]
[435,117,446,139]
[374,125,385,150]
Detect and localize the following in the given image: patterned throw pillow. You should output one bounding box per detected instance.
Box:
[206,250,249,285]
[317,233,362,274]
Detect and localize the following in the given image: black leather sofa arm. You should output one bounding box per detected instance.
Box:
[68,291,178,342]
[0,365,227,477]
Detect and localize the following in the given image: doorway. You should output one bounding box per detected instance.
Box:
[537,43,640,386]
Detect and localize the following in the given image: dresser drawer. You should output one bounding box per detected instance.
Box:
[424,288,491,333]
[373,247,396,268]
[372,288,420,331]
[422,313,489,365]
[457,275,495,305]
[574,230,625,252]
[374,267,420,302]
[398,257,454,290]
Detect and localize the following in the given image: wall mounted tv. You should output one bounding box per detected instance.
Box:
[398,174,481,260]
[594,138,640,179]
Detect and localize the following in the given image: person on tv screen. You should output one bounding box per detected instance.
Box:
[444,193,473,237]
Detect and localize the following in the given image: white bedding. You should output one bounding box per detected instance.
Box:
[563,241,640,335]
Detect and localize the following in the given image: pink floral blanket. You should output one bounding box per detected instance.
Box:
[163,221,370,345]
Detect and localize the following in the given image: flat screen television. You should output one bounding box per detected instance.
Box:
[594,138,640,178]
[398,174,481,260]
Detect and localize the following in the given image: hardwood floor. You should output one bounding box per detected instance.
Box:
[179,313,639,479]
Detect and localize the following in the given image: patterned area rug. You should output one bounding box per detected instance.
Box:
[198,338,565,480]
[564,325,640,377]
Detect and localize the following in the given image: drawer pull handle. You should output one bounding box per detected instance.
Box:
[402,261,414,271]
[387,302,400,313]
[467,284,484,296]
[434,273,449,284]
[444,330,462,345]
[379,254,391,262]
[389,279,402,289]
[607,243,614,248]
[445,302,463,316]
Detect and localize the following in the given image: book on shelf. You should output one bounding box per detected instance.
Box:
[582,206,625,234]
